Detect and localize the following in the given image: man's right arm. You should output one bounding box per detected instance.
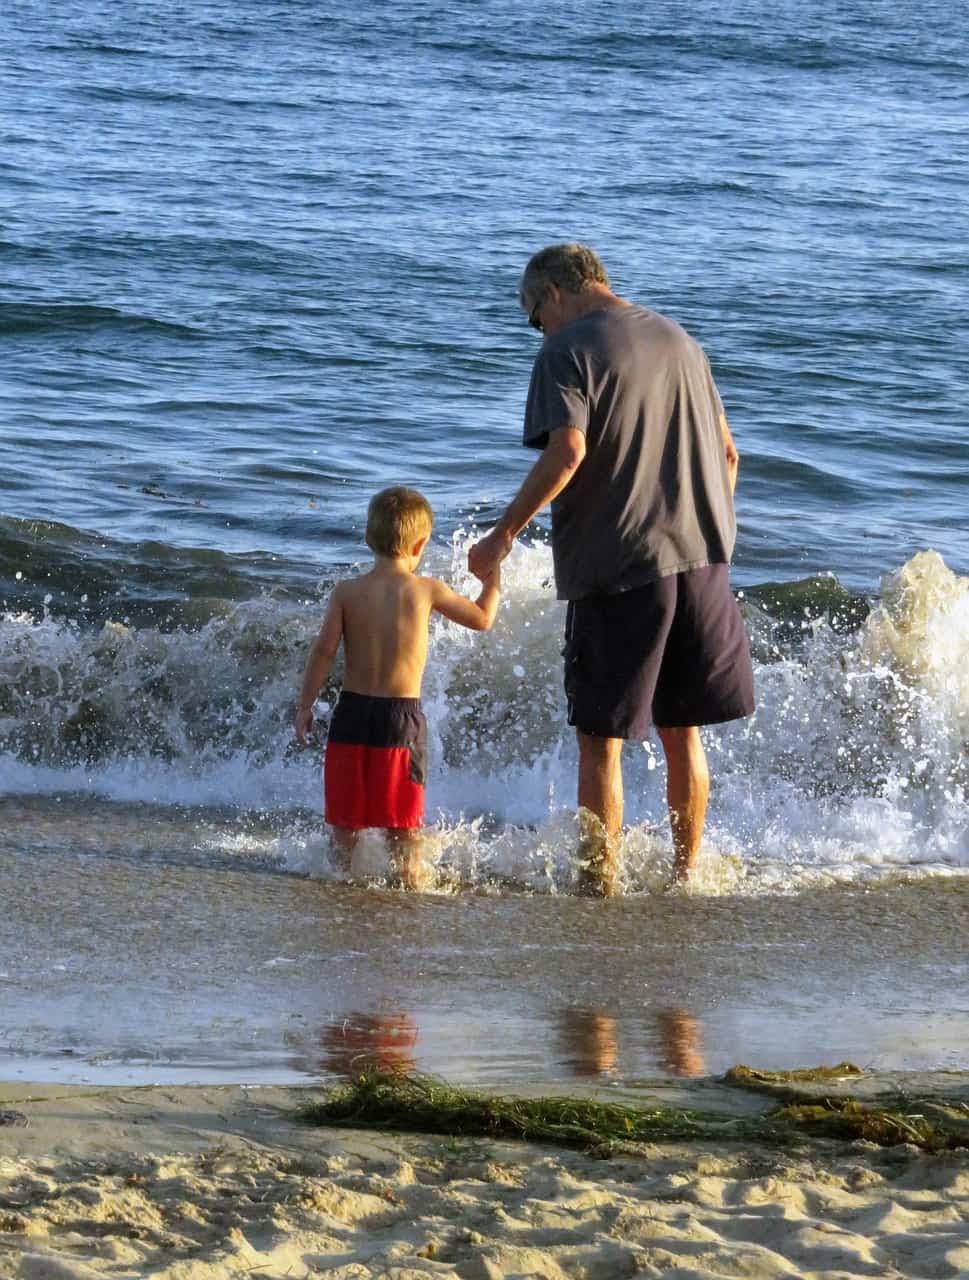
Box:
[468,427,586,580]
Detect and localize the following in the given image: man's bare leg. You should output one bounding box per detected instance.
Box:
[386,828,434,892]
[657,1007,705,1078]
[328,825,359,876]
[576,731,623,896]
[656,726,710,882]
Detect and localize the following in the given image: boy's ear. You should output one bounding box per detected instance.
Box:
[411,533,429,558]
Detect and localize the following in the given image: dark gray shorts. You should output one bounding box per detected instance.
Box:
[563,565,755,739]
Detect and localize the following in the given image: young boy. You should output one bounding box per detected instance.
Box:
[295,486,500,890]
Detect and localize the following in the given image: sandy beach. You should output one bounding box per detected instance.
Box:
[2,1078,967,1279]
[5,2,969,1277]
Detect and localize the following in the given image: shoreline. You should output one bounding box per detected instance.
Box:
[2,1073,967,1278]
[3,872,969,1095]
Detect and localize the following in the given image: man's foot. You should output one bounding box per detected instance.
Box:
[576,865,617,897]
[576,808,620,897]
[671,855,694,886]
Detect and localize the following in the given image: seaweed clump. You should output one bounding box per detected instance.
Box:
[302,1070,755,1153]
[724,1062,865,1098]
[768,1100,944,1149]
[302,1067,969,1156]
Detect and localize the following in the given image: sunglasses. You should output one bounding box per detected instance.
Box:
[528,297,544,332]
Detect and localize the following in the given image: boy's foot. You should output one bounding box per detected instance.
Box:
[388,865,437,892]
[386,830,436,892]
[328,825,360,876]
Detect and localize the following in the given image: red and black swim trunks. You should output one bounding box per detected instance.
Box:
[324,692,427,830]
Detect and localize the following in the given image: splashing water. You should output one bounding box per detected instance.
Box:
[1,541,966,894]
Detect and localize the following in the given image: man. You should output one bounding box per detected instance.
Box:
[469,243,754,893]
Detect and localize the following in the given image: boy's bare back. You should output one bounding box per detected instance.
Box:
[296,558,499,738]
[332,566,440,699]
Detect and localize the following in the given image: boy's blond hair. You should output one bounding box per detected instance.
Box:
[366,487,433,557]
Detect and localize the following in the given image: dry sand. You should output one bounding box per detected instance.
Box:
[0,1081,967,1279]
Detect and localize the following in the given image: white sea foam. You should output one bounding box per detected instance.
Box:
[1,543,966,893]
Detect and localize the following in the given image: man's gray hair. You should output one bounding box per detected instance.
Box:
[519,243,610,310]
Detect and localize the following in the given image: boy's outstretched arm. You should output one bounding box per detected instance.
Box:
[430,568,500,632]
[295,586,344,743]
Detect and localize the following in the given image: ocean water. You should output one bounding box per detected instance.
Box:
[1,0,967,1083]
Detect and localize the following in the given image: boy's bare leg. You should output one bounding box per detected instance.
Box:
[656,726,709,882]
[328,825,359,875]
[576,731,623,896]
[386,828,434,892]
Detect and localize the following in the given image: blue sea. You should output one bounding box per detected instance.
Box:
[1,0,967,1085]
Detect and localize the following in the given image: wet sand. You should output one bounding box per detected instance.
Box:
[2,822,968,1086]
[3,801,967,1275]
[2,1076,968,1278]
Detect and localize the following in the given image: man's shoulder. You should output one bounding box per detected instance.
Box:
[554,304,692,348]
[536,305,708,382]
[620,307,711,371]
[620,304,696,345]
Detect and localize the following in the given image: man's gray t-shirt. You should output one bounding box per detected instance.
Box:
[523,304,736,601]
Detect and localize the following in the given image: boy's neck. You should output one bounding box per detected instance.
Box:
[373,553,419,575]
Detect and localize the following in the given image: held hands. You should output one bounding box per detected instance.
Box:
[468,527,513,582]
[294,704,314,745]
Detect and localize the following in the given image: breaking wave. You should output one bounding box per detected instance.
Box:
[1,532,966,895]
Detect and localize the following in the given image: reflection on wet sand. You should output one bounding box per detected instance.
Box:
[558,1009,620,1078]
[657,1007,705,1078]
[311,1004,706,1083]
[318,1012,418,1077]
[557,1006,706,1080]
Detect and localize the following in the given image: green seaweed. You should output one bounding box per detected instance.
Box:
[767,1100,940,1148]
[301,1071,755,1153]
[300,1068,969,1156]
[725,1062,864,1087]
[724,1062,867,1103]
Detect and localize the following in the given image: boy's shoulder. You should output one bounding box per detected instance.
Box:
[412,573,445,603]
[417,573,455,604]
[325,573,366,611]
[333,570,440,604]
[331,567,376,594]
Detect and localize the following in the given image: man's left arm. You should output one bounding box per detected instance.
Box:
[719,412,738,495]
[468,428,586,580]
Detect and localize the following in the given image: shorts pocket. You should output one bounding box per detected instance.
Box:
[407,714,428,786]
[563,603,611,690]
